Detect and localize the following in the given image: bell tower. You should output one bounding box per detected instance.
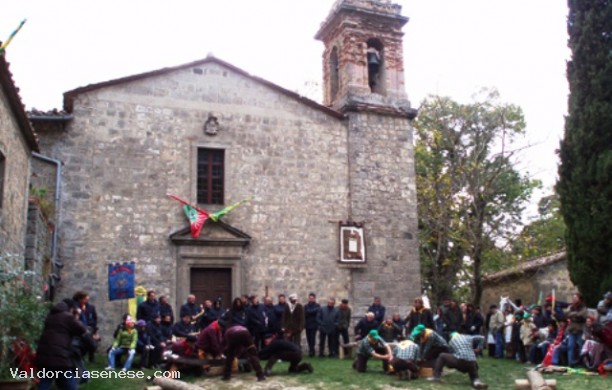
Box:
[315,0,414,115]
[316,0,421,315]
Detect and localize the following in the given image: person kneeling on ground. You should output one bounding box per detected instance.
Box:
[428,331,488,389]
[411,324,449,366]
[391,339,420,380]
[258,334,314,376]
[352,330,392,373]
[222,324,265,381]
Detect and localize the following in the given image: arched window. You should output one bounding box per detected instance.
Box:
[329,47,340,101]
[366,38,385,94]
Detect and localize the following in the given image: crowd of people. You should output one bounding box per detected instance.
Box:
[34,288,612,389]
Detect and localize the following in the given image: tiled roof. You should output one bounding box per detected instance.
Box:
[482,251,566,284]
[0,47,38,151]
[28,108,73,121]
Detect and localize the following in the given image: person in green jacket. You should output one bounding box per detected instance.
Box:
[106,316,138,370]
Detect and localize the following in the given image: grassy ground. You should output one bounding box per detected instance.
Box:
[77,353,607,390]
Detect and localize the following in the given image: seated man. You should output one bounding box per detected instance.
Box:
[378,316,403,342]
[173,313,198,338]
[391,339,420,380]
[107,317,138,371]
[258,335,313,376]
[354,312,379,341]
[428,332,488,389]
[352,330,392,373]
[148,314,168,368]
[411,324,449,365]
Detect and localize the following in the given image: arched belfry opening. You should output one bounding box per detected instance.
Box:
[366,38,385,94]
[330,47,340,101]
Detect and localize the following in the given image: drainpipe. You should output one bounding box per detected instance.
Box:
[31,152,63,296]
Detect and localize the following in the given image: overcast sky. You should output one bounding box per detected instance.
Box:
[2,0,569,215]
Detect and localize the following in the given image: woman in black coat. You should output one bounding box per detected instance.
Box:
[36,301,87,390]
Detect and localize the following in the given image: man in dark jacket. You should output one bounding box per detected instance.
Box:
[406,298,434,333]
[368,297,386,324]
[148,314,167,368]
[337,299,352,356]
[246,295,267,350]
[137,290,160,322]
[259,336,313,376]
[443,300,463,339]
[263,296,279,337]
[354,312,379,341]
[317,297,339,357]
[304,293,321,357]
[36,301,87,390]
[173,313,198,338]
[159,295,174,325]
[274,294,287,327]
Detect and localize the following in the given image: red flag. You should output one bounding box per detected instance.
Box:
[167,194,210,238]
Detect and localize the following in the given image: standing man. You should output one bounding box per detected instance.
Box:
[427,332,488,389]
[406,298,434,333]
[487,304,505,359]
[246,295,267,350]
[137,290,160,323]
[337,299,352,356]
[263,296,279,337]
[274,294,287,331]
[282,293,305,347]
[304,293,321,357]
[317,297,339,357]
[443,299,463,339]
[368,297,386,324]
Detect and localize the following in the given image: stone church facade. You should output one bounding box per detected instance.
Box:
[34,0,420,336]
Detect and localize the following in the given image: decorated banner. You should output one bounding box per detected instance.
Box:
[128,285,147,319]
[108,262,135,300]
[168,194,253,238]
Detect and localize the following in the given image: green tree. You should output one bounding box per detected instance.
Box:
[557,0,612,305]
[511,194,566,260]
[415,90,539,305]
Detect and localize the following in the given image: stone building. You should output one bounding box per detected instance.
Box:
[481,252,578,307]
[33,0,421,336]
[0,53,39,269]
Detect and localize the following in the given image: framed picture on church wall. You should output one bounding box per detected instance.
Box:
[339,223,366,263]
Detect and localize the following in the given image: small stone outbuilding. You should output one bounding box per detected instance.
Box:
[481,252,578,307]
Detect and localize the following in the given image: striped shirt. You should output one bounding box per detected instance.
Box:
[393,341,419,360]
[357,337,387,356]
[449,334,484,362]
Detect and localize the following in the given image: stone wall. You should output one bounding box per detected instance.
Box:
[24,202,52,289]
[481,259,578,308]
[347,112,420,316]
[0,79,31,263]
